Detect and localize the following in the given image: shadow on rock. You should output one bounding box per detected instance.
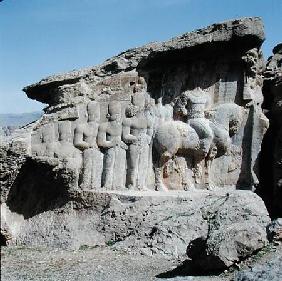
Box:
[7,157,71,219]
[156,259,224,279]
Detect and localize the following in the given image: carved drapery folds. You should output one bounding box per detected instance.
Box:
[26,17,268,192]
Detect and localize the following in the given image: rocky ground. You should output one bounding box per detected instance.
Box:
[1,243,281,281]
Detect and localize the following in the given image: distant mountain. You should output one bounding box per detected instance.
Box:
[0,112,42,127]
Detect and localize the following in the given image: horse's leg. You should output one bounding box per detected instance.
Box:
[154,153,170,191]
[205,146,217,190]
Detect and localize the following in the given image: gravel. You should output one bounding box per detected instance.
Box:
[1,244,281,281]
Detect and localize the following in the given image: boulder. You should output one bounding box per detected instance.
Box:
[187,191,270,270]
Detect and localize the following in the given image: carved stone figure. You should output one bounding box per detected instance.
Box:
[98,102,127,189]
[154,96,173,127]
[57,121,82,169]
[74,101,103,189]
[123,91,153,190]
[154,120,199,190]
[186,90,214,154]
[32,123,57,157]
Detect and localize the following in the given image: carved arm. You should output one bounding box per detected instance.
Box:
[73,125,90,151]
[122,119,137,144]
[146,119,154,144]
[97,124,115,148]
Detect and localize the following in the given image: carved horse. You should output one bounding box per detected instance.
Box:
[153,103,244,190]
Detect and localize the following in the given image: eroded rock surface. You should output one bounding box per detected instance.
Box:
[4,190,270,262]
[235,255,282,281]
[187,191,270,270]
[0,125,34,203]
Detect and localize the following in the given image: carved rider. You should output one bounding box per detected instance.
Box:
[185,89,213,156]
[154,96,173,128]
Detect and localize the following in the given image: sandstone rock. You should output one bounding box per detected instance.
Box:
[0,124,34,203]
[1,203,24,246]
[24,17,265,105]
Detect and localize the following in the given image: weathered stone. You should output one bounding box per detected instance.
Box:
[23,17,265,104]
[3,190,270,263]
[187,191,270,270]
[1,203,23,246]
[0,124,34,203]
[235,255,282,281]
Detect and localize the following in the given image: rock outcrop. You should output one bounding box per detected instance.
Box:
[186,191,270,270]
[2,190,270,262]
[0,125,34,203]
[260,43,282,217]
[21,17,268,193]
[1,17,273,270]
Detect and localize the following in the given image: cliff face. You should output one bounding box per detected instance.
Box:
[0,17,274,270]
[19,17,267,194]
[261,43,282,217]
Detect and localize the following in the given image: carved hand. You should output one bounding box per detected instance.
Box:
[120,142,128,150]
[124,137,138,144]
[74,142,90,151]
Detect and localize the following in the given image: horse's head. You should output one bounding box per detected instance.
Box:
[209,103,244,137]
[226,104,244,137]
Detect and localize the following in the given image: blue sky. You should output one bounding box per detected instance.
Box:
[0,0,281,114]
